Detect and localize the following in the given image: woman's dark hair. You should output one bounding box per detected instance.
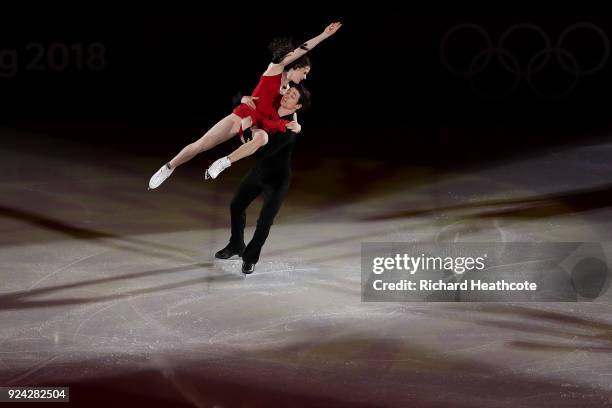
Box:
[286,55,311,71]
[268,37,312,70]
[291,83,311,111]
[269,37,295,63]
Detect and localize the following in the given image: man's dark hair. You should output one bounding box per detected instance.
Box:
[291,83,311,111]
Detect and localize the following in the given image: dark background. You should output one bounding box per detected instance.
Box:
[5,8,612,162]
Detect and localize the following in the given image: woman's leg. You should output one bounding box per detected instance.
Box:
[168,114,241,169]
[227,130,269,164]
[204,129,269,180]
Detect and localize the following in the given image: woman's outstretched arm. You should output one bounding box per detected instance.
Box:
[263,22,342,76]
[275,22,342,68]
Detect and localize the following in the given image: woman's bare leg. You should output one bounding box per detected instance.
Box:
[227,130,269,164]
[204,130,269,180]
[168,114,241,169]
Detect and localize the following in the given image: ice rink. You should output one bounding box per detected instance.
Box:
[2,128,612,407]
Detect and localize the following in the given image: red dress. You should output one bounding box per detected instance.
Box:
[232,73,290,134]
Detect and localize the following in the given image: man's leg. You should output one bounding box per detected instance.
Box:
[242,183,289,267]
[216,171,263,259]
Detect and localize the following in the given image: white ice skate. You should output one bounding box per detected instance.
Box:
[205,157,231,180]
[149,163,174,189]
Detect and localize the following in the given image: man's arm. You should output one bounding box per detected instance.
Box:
[259,117,291,134]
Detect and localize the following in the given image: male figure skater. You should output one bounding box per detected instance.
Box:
[213,86,308,273]
[205,83,307,179]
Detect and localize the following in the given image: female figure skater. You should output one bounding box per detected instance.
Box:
[148,21,342,189]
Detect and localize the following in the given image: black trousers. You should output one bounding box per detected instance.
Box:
[228,168,290,264]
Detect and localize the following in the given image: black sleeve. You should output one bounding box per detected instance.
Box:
[255,131,297,159]
[243,127,253,142]
[232,91,243,107]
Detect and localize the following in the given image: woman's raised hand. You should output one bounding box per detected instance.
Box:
[323,22,342,38]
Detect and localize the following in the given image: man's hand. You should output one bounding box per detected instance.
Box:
[241,96,259,109]
[286,121,302,133]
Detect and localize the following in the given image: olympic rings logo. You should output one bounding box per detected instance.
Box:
[440,22,610,98]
